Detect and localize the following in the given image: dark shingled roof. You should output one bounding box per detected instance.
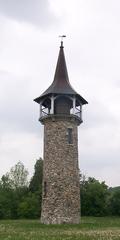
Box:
[34,42,88,105]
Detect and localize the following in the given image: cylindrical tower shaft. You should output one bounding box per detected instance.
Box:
[41,116,80,224]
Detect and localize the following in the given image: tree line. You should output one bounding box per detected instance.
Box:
[0,158,120,219]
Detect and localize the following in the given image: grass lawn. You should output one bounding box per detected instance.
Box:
[0,217,120,240]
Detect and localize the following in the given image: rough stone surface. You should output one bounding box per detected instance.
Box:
[41,115,80,224]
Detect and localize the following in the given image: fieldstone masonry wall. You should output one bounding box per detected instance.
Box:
[41,116,80,224]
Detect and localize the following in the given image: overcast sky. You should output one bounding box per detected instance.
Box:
[0,0,120,187]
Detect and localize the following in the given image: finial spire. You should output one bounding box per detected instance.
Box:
[59,35,66,47]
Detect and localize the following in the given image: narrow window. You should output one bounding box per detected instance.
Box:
[44,181,47,197]
[67,128,73,144]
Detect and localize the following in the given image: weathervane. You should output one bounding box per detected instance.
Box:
[59,35,66,47]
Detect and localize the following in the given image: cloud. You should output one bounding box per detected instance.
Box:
[0,70,43,178]
[0,0,120,188]
[83,100,117,129]
[0,71,42,135]
[0,131,43,178]
[79,108,120,187]
[0,0,56,26]
[79,124,120,187]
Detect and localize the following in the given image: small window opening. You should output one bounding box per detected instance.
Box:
[67,128,73,144]
[44,181,47,197]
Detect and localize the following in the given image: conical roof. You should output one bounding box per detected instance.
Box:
[34,42,88,105]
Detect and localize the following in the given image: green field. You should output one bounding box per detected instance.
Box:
[0,217,120,240]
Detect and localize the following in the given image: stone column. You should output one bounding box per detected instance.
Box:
[41,116,80,224]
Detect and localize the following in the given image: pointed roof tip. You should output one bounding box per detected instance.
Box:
[34,40,88,105]
[53,40,69,84]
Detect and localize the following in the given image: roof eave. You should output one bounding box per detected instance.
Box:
[34,93,88,105]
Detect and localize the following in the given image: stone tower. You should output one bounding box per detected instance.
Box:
[34,41,88,224]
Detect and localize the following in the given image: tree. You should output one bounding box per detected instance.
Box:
[0,179,14,219]
[109,189,120,216]
[0,161,29,219]
[29,158,43,217]
[29,158,43,193]
[17,192,41,219]
[9,161,28,189]
[0,174,12,189]
[80,176,108,216]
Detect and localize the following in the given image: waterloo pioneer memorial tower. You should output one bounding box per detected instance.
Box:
[34,39,88,224]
